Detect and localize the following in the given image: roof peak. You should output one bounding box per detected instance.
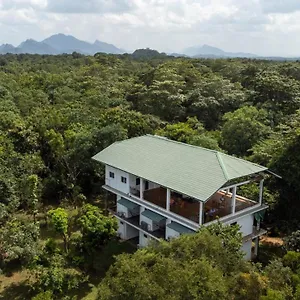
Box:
[147,134,219,154]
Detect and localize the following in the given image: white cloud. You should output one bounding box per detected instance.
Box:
[260,0,300,14]
[0,0,300,56]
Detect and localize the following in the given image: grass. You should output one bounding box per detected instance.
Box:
[0,270,33,300]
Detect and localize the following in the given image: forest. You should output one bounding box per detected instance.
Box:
[1,51,300,299]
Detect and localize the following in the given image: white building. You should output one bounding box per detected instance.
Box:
[93,135,276,260]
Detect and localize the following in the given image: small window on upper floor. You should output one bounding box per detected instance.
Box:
[136,178,140,186]
[121,176,127,184]
[231,222,237,226]
[109,172,115,179]
[144,234,148,239]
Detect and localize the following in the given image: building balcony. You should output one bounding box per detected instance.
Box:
[109,207,166,240]
[203,191,258,223]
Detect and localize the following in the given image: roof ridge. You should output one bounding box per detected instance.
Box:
[147,134,218,154]
[216,152,230,181]
[218,151,267,170]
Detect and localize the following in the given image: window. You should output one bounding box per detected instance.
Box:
[231,222,237,226]
[136,178,140,186]
[144,234,148,239]
[109,172,114,179]
[145,180,149,190]
[120,221,124,225]
[121,176,127,184]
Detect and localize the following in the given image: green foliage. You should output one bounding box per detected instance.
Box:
[0,219,40,267]
[32,254,88,297]
[31,290,53,300]
[221,106,271,156]
[78,204,117,251]
[156,117,221,150]
[260,289,286,300]
[284,231,300,252]
[1,53,300,299]
[98,223,246,300]
[47,208,69,252]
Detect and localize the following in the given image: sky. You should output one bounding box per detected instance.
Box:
[0,0,300,56]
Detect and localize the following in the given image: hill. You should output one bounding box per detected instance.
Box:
[183,44,258,58]
[0,33,125,55]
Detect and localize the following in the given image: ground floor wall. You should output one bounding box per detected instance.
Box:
[241,240,252,260]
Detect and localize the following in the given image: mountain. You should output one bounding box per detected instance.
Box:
[183,44,258,58]
[93,40,124,54]
[0,44,17,54]
[0,34,125,55]
[18,39,58,54]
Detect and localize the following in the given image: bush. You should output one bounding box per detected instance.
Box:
[284,230,300,252]
[32,254,88,296]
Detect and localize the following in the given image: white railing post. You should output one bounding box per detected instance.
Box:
[231,186,237,214]
[259,179,264,205]
[199,201,203,225]
[166,188,170,211]
[140,178,144,200]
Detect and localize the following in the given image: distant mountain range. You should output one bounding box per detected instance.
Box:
[0,34,125,55]
[0,34,298,60]
[182,44,258,58]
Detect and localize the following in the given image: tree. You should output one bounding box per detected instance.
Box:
[221,106,271,156]
[78,204,117,252]
[24,174,39,222]
[0,219,40,268]
[186,74,245,129]
[284,231,300,252]
[97,223,246,300]
[156,117,221,151]
[47,208,69,253]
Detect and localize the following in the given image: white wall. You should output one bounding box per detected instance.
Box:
[116,203,128,218]
[105,165,129,194]
[236,215,254,237]
[126,224,139,239]
[165,226,180,240]
[139,231,153,247]
[117,220,126,239]
[140,214,154,231]
[140,214,162,232]
[241,240,252,260]
[116,202,139,218]
[117,221,139,240]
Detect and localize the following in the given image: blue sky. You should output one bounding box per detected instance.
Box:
[0,0,300,56]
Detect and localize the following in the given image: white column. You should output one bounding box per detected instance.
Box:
[140,178,144,200]
[199,201,203,225]
[254,237,259,257]
[166,188,170,211]
[231,186,237,214]
[259,179,264,205]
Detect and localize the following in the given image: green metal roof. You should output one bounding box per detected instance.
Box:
[93,135,267,202]
[117,198,139,210]
[167,222,194,234]
[141,209,166,223]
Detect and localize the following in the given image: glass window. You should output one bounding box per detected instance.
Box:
[121,176,127,184]
[144,234,148,238]
[109,172,114,178]
[136,178,140,186]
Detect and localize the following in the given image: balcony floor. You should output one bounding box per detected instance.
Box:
[142,187,257,224]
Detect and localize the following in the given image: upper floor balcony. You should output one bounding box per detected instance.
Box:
[104,165,265,227]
